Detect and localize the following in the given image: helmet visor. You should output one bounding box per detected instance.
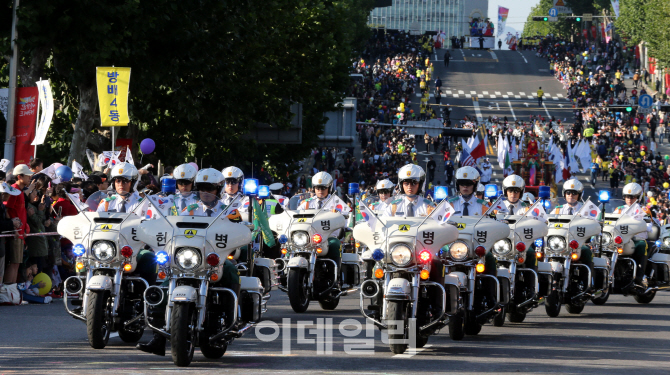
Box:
[457,179,475,187]
[224,178,240,185]
[564,190,580,196]
[176,179,192,186]
[197,183,218,192]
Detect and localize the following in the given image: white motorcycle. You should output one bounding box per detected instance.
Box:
[269,196,362,312]
[442,214,510,339]
[137,193,273,367]
[543,199,602,316]
[58,191,148,349]
[355,214,460,354]
[599,200,670,304]
[492,204,548,325]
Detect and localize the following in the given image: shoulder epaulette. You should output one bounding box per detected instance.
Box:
[423,198,436,206]
[186,203,199,211]
[520,202,529,207]
[476,199,486,204]
[556,205,563,208]
[104,196,117,202]
[447,196,459,202]
[391,198,403,204]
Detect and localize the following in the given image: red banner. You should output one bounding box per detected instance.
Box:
[582,29,589,40]
[13,86,38,165]
[590,25,597,39]
[649,57,656,74]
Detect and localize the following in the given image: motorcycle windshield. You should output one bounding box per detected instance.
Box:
[169,191,225,217]
[288,194,307,210]
[84,190,120,212]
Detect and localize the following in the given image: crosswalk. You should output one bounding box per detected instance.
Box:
[417,91,566,100]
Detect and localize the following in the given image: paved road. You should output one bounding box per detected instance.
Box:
[2,290,670,374]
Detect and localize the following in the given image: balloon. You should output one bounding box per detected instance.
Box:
[32,272,52,296]
[188,162,199,172]
[665,155,669,160]
[628,140,633,145]
[664,182,670,189]
[633,126,638,131]
[636,158,641,162]
[646,169,651,173]
[410,110,414,113]
[140,138,155,154]
[55,166,73,182]
[640,151,645,156]
[647,191,654,197]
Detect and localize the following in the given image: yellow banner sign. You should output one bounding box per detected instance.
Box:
[96,67,131,126]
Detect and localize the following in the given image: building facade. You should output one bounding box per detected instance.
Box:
[369,0,488,36]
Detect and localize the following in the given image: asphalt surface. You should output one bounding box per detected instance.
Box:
[2,49,670,375]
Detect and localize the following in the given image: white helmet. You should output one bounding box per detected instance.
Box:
[476,183,485,193]
[563,179,584,199]
[502,174,525,196]
[522,192,535,203]
[173,163,197,182]
[269,182,283,193]
[221,166,244,181]
[195,168,224,190]
[622,182,643,200]
[375,179,395,191]
[312,171,334,192]
[110,162,138,182]
[455,166,479,192]
[398,164,426,195]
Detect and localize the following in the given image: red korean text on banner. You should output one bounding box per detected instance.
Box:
[14,86,39,165]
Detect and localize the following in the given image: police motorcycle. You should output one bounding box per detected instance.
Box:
[356,164,461,354]
[58,163,150,349]
[488,177,549,325]
[598,185,669,304]
[269,172,362,312]
[137,171,269,367]
[441,166,511,339]
[543,189,603,316]
[360,179,394,281]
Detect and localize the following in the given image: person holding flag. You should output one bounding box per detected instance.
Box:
[613,182,655,288]
[550,178,595,289]
[370,179,395,214]
[383,164,435,217]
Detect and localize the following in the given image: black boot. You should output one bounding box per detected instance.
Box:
[136,332,166,356]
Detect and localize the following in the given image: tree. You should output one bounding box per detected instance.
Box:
[615,0,649,46]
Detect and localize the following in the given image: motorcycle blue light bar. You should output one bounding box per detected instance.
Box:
[538,186,551,199]
[348,183,360,195]
[278,234,288,244]
[372,248,385,261]
[258,185,270,198]
[598,190,611,203]
[535,238,543,247]
[243,178,259,196]
[434,186,448,200]
[543,199,551,209]
[484,184,498,198]
[73,244,86,257]
[156,251,169,265]
[162,178,176,195]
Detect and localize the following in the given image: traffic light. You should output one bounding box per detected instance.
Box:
[532,16,549,21]
[575,17,581,22]
[607,105,634,114]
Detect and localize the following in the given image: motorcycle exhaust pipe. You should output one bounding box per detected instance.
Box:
[65,277,83,294]
[275,258,287,273]
[360,279,380,299]
[144,286,165,307]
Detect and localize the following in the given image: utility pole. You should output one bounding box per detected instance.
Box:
[4,0,20,169]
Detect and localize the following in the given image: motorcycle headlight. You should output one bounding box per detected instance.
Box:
[663,237,670,248]
[492,239,512,256]
[390,244,413,267]
[175,247,202,271]
[547,236,567,252]
[449,241,469,261]
[291,231,309,247]
[92,241,116,262]
[601,233,612,247]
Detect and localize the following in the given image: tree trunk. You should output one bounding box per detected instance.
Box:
[68,82,97,166]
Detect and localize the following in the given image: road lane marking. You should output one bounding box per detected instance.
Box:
[470,91,477,94]
[393,344,433,358]
[519,92,526,96]
[472,97,483,123]
[508,100,517,120]
[507,91,514,95]
[465,94,471,98]
[483,91,489,95]
[515,95,521,99]
[542,103,551,118]
[453,94,459,98]
[495,91,501,95]
[446,90,452,94]
[458,90,464,94]
[502,95,509,98]
[518,51,528,63]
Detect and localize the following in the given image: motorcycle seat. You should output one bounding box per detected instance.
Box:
[537,261,553,274]
[254,257,276,269]
[593,257,609,269]
[240,276,263,292]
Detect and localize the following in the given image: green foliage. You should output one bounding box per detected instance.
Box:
[616,0,669,69]
[615,0,649,46]
[1,0,374,178]
[522,0,577,38]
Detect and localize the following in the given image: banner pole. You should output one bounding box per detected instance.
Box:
[33,77,42,160]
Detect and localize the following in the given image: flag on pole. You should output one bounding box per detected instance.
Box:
[523,199,549,223]
[72,161,88,180]
[357,199,378,232]
[484,196,509,216]
[469,133,486,161]
[125,146,134,166]
[576,200,601,221]
[428,199,457,225]
[252,198,276,247]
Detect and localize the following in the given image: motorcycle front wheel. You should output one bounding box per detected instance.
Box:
[171,303,196,367]
[493,305,506,327]
[544,288,562,317]
[318,296,340,310]
[565,302,585,314]
[449,311,465,340]
[288,268,310,313]
[634,289,656,304]
[117,324,144,343]
[463,310,482,335]
[86,291,111,349]
[387,301,408,354]
[592,288,610,305]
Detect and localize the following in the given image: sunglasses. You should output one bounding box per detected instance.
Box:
[177,180,192,186]
[565,191,580,196]
[378,189,392,195]
[402,180,419,186]
[458,181,475,187]
[507,188,522,194]
[116,178,131,184]
[314,186,329,191]
[224,178,239,185]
